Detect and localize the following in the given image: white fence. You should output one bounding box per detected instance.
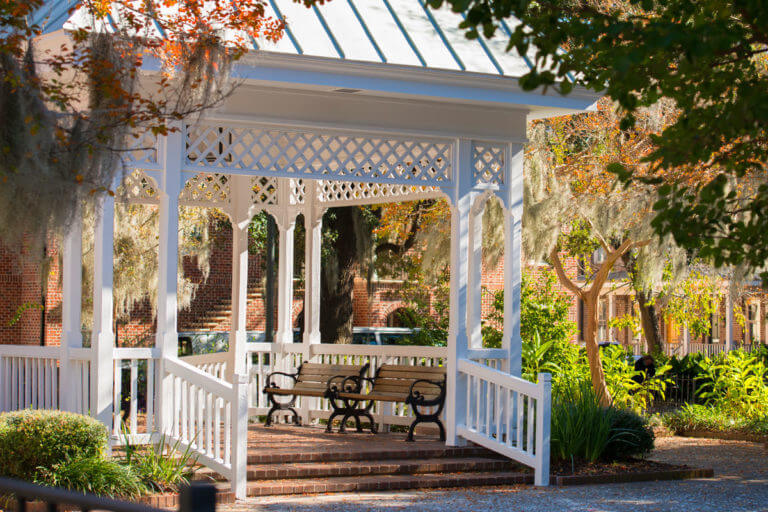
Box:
[456,359,551,486]
[0,346,60,412]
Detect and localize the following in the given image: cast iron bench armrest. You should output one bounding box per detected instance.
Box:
[263,371,298,390]
[407,378,446,407]
[327,374,371,394]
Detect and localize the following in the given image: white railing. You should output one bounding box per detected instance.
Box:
[688,343,726,357]
[457,359,551,486]
[0,346,60,412]
[163,357,247,498]
[181,351,228,380]
[67,348,93,416]
[111,347,159,443]
[244,343,447,426]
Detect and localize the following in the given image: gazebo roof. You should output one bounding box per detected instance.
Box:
[32,0,540,79]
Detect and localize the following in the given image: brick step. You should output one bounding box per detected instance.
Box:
[246,445,499,465]
[246,471,531,497]
[196,456,515,482]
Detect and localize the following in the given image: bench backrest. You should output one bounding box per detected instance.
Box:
[372,364,446,400]
[294,362,369,394]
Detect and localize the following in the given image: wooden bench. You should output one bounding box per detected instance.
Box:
[263,362,369,427]
[329,364,446,441]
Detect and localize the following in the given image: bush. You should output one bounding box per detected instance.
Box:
[0,410,107,480]
[603,408,655,460]
[34,456,146,499]
[121,435,198,492]
[551,382,655,463]
[663,403,768,436]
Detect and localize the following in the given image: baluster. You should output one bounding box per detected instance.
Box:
[214,396,222,461]
[113,361,122,436]
[465,374,471,430]
[527,396,535,454]
[505,387,513,447]
[197,386,204,449]
[146,359,155,433]
[130,360,139,434]
[188,383,196,447]
[224,400,231,464]
[205,392,213,456]
[181,380,188,443]
[516,393,524,448]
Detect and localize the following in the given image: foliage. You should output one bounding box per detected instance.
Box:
[551,381,653,463]
[659,268,725,338]
[0,0,296,253]
[608,313,642,341]
[430,0,768,279]
[34,456,145,499]
[663,404,768,437]
[0,410,107,481]
[603,408,655,461]
[600,346,672,414]
[696,349,768,420]
[121,434,198,492]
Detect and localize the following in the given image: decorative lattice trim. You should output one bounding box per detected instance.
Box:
[472,143,505,186]
[318,181,442,205]
[117,169,159,204]
[124,132,158,166]
[289,179,306,205]
[184,125,452,185]
[179,173,230,208]
[251,177,279,206]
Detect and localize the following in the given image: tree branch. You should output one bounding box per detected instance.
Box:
[550,248,585,299]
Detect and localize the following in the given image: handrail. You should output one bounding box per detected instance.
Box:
[164,357,233,398]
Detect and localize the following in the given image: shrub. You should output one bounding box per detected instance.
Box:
[0,410,107,480]
[551,381,615,463]
[603,408,655,460]
[122,434,198,492]
[697,350,768,419]
[663,403,768,436]
[34,456,146,498]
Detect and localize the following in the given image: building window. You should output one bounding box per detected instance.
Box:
[709,310,721,344]
[747,303,760,343]
[597,297,609,343]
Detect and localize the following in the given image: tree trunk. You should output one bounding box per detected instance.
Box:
[636,291,663,355]
[583,291,612,407]
[320,207,357,344]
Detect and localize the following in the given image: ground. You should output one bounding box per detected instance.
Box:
[223,436,768,512]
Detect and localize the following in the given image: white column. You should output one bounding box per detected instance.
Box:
[60,212,83,412]
[91,195,115,429]
[227,176,251,380]
[608,293,614,342]
[303,181,323,350]
[501,144,524,377]
[725,295,734,351]
[467,197,485,349]
[446,139,474,446]
[156,128,182,434]
[274,208,298,347]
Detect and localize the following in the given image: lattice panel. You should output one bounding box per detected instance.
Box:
[124,132,158,166]
[319,181,441,205]
[117,169,159,204]
[290,179,306,205]
[184,125,452,185]
[251,177,278,206]
[179,173,230,208]
[472,143,505,186]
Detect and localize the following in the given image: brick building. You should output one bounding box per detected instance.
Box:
[1,226,765,354]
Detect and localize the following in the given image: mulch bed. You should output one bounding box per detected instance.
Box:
[550,458,714,486]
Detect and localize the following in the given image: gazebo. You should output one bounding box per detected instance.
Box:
[1,0,599,498]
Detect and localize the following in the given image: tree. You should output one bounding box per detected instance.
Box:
[523,100,689,405]
[0,0,291,254]
[428,0,768,279]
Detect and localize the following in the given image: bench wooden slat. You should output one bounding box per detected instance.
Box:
[264,387,326,398]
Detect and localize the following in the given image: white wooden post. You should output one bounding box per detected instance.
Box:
[92,195,115,429]
[608,293,614,342]
[301,181,323,424]
[274,206,297,348]
[60,211,83,412]
[501,144,524,378]
[534,372,551,486]
[227,176,251,380]
[683,324,690,355]
[446,138,473,446]
[231,373,249,499]
[725,295,734,351]
[157,128,182,435]
[468,195,485,350]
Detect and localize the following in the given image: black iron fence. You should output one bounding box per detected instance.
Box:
[0,477,216,512]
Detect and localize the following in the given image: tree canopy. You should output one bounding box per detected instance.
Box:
[429,0,768,278]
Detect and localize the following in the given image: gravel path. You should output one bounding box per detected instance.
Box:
[224,436,768,512]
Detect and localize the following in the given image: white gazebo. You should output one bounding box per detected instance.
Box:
[1,0,599,497]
